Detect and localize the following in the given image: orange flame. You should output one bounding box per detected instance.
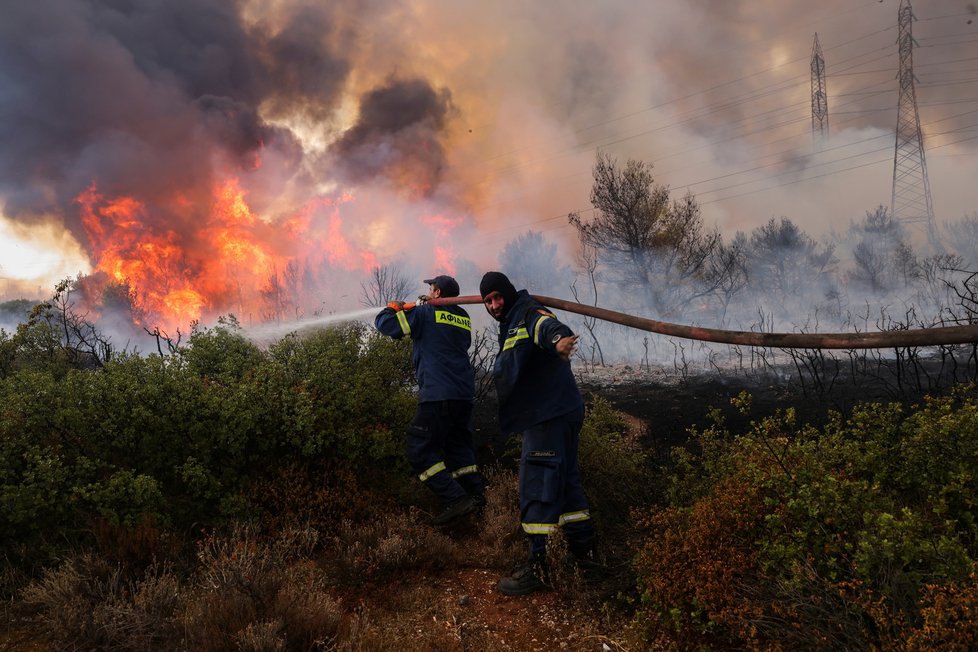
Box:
[422,213,464,275]
[76,177,466,331]
[76,178,382,331]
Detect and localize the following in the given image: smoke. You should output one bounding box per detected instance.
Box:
[328,78,455,194]
[0,0,975,348]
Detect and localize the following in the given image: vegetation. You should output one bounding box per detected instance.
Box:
[4,287,978,649]
[3,155,978,648]
[630,387,978,650]
[1,314,416,568]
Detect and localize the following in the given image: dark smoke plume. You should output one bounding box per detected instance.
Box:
[0,0,391,247]
[329,78,456,196]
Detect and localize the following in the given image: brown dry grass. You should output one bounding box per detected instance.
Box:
[13,440,638,651]
[14,467,630,651]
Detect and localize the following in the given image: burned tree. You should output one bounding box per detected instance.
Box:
[746,217,836,316]
[499,230,572,296]
[569,153,729,317]
[360,263,412,307]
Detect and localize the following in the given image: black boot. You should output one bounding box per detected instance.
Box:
[431,494,477,526]
[472,493,487,514]
[498,557,550,596]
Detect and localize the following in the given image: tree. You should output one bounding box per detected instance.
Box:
[746,217,835,314]
[260,269,290,321]
[498,230,573,296]
[360,264,412,307]
[892,241,921,288]
[852,241,889,293]
[712,233,750,323]
[569,153,728,316]
[0,298,35,327]
[944,213,978,267]
[847,206,907,293]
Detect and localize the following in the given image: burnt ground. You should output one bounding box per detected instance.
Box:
[471,364,842,470]
[472,356,966,469]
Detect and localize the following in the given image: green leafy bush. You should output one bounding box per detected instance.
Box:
[579,394,652,542]
[631,385,978,649]
[0,318,416,563]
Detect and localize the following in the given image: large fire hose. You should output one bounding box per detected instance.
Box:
[428,295,978,350]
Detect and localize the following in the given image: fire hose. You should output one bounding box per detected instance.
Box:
[427,295,978,350]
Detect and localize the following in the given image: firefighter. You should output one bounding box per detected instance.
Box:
[375,275,484,525]
[480,271,599,595]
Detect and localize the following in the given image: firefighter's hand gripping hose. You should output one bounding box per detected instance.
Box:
[427,294,978,350]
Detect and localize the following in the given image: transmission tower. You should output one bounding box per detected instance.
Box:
[890,0,939,248]
[810,33,829,148]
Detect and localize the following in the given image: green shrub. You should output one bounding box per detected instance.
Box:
[179,316,266,383]
[0,319,417,563]
[632,385,978,649]
[268,323,415,464]
[579,394,652,542]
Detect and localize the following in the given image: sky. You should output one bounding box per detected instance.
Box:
[0,0,976,323]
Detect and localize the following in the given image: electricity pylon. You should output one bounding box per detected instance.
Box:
[811,33,829,148]
[890,0,939,249]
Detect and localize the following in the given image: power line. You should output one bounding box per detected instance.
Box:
[472,4,977,245]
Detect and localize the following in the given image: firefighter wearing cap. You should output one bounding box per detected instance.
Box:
[374,275,484,526]
[479,270,599,596]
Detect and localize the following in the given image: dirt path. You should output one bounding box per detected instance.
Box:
[342,566,628,651]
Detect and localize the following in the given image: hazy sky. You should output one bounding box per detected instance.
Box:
[1,0,976,304]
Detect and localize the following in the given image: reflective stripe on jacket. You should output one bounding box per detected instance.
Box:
[493,290,583,433]
[375,303,475,402]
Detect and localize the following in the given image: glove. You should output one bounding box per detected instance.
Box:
[387,301,406,312]
[417,294,431,305]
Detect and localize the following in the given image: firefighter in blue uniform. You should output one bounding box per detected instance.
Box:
[375,275,484,525]
[480,271,598,595]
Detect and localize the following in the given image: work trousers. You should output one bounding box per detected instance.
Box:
[518,406,595,557]
[407,400,484,504]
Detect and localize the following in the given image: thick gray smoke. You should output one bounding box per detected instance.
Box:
[328,78,455,194]
[0,0,452,243]
[1,0,975,350]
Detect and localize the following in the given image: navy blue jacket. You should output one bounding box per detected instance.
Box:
[375,303,475,403]
[492,290,584,433]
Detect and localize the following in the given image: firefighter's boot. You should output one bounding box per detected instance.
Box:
[431,494,477,526]
[497,556,550,596]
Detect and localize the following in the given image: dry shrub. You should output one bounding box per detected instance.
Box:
[22,552,182,650]
[181,524,341,651]
[247,461,397,533]
[233,620,286,652]
[22,553,120,647]
[906,569,978,651]
[755,561,885,650]
[544,528,594,593]
[91,514,181,567]
[467,467,523,568]
[631,475,772,648]
[335,604,463,652]
[327,509,458,585]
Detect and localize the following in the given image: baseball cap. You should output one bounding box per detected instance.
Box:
[423,274,460,297]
